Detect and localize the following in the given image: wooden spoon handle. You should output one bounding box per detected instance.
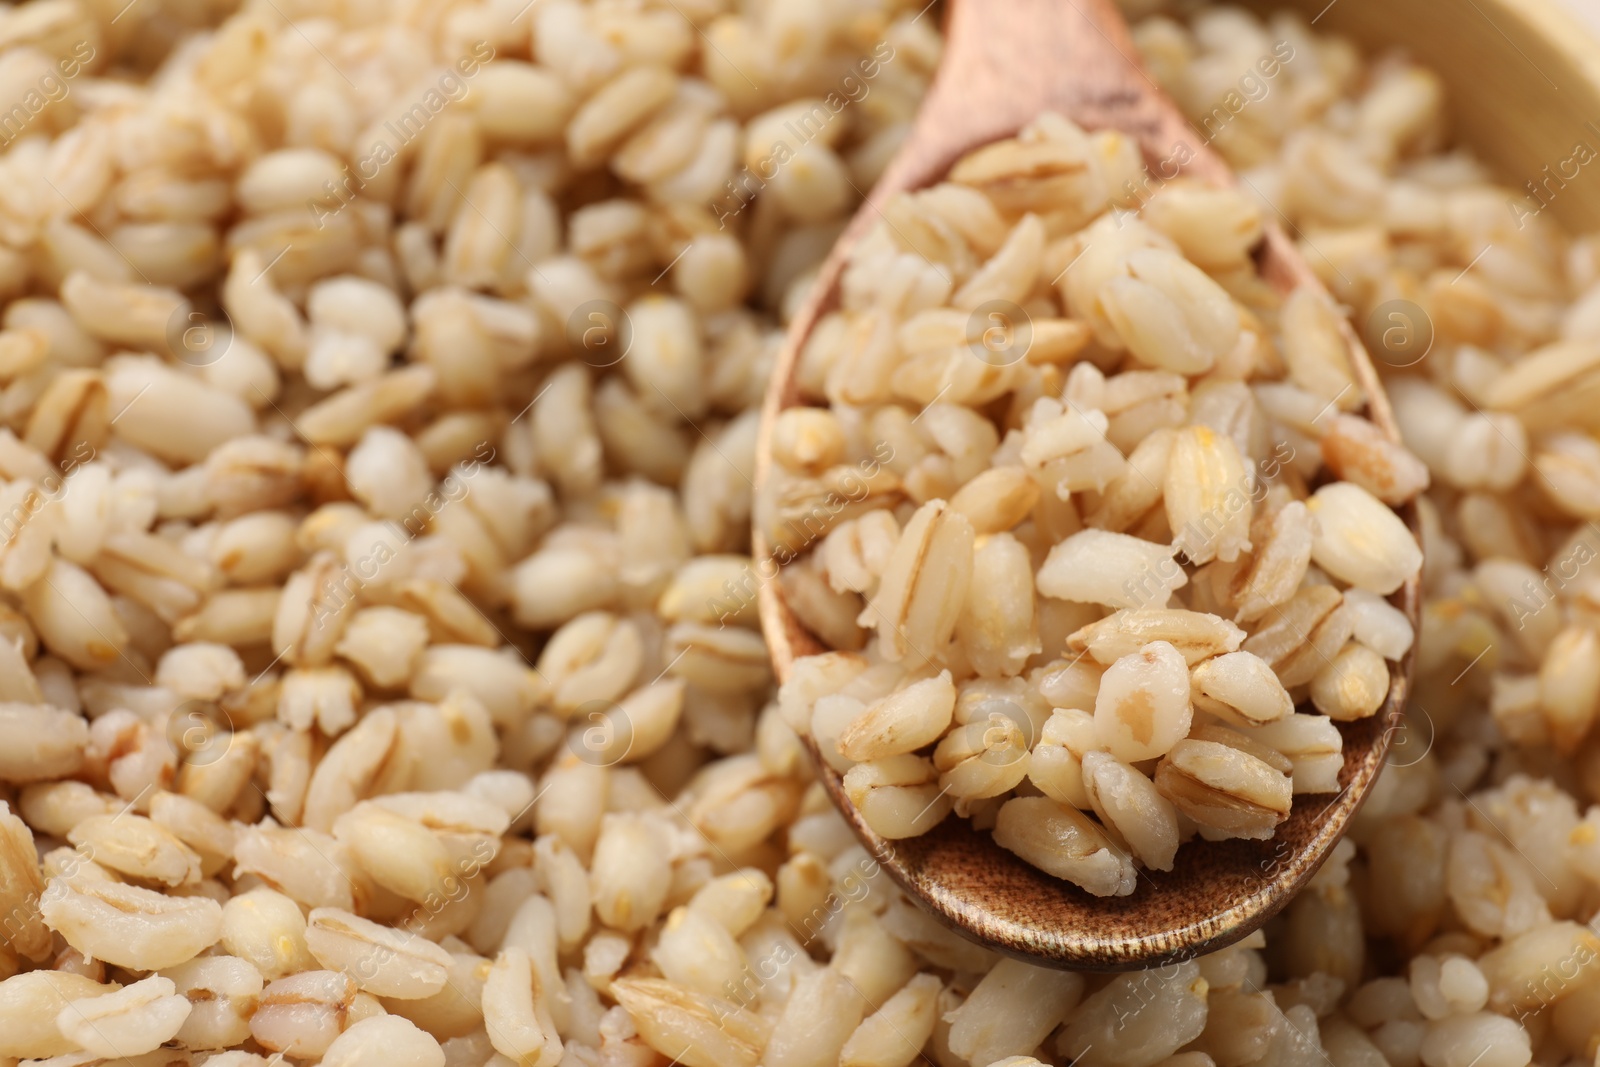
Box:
[896,0,1405,444]
[875,0,1231,202]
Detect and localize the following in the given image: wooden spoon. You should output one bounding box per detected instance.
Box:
[752,0,1423,969]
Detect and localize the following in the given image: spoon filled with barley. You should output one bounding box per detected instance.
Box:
[752,0,1427,969]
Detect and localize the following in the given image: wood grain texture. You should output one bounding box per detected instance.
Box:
[752,0,1598,969]
[1553,0,1600,40]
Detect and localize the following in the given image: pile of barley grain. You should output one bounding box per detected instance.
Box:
[765,110,1427,895]
[0,1,1593,1066]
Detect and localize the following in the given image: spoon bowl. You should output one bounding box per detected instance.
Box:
[752,0,1424,969]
